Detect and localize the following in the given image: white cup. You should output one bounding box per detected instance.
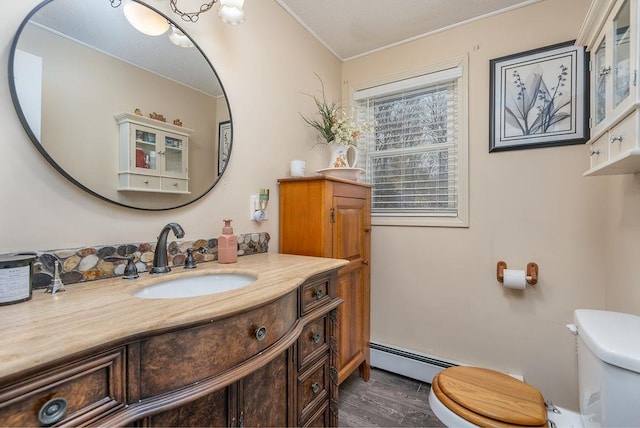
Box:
[290,160,306,177]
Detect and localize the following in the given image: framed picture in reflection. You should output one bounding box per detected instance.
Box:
[218,120,231,175]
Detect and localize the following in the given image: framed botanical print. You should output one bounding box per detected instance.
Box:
[489,41,589,152]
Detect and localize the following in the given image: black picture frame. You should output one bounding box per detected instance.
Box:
[218,120,231,175]
[489,40,589,152]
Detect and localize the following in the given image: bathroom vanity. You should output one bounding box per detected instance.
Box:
[0,253,346,427]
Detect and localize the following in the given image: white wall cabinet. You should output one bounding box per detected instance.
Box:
[115,112,194,193]
[579,0,640,175]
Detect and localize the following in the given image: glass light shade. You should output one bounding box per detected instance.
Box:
[219,0,245,25]
[123,0,170,36]
[168,24,194,47]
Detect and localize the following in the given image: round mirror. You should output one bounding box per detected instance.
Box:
[9,0,232,210]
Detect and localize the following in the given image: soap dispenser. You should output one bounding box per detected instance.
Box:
[218,219,238,264]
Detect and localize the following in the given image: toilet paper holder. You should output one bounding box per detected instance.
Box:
[496,261,538,285]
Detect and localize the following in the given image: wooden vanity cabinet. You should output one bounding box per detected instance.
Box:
[0,270,342,427]
[146,349,292,427]
[278,176,372,385]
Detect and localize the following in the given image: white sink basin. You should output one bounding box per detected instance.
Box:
[133,273,257,299]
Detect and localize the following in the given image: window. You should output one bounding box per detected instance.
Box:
[353,58,468,227]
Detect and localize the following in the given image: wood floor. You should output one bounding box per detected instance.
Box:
[338,368,446,427]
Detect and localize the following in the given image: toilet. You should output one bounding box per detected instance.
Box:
[428,309,640,427]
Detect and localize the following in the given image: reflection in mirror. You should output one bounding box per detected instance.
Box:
[9,0,232,210]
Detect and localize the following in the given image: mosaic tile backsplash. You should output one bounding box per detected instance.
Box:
[9,232,270,289]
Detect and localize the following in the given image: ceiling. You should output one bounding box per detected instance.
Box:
[27,0,221,96]
[275,0,542,61]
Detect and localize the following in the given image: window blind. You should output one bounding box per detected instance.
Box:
[355,72,460,216]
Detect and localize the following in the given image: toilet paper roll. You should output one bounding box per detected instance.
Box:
[503,269,527,289]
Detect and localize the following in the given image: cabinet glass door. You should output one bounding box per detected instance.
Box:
[164,136,184,174]
[135,128,157,171]
[594,37,608,126]
[614,0,631,109]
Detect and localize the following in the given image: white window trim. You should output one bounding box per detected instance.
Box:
[348,56,469,228]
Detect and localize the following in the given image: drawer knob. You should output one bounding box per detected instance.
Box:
[314,289,324,300]
[311,382,320,394]
[589,149,600,156]
[610,135,623,143]
[38,397,68,425]
[144,180,149,184]
[312,333,321,344]
[255,326,267,342]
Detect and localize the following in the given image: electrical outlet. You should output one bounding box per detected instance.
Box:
[250,194,269,221]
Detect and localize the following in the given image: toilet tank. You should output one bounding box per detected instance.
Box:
[574,309,640,427]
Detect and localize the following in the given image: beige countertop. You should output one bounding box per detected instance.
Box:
[0,253,347,381]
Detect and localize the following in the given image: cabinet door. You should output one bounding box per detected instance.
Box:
[131,125,159,173]
[612,0,633,116]
[146,388,229,427]
[239,350,291,427]
[162,134,187,178]
[333,195,369,384]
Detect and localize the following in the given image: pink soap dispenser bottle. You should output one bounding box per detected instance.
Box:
[218,219,238,264]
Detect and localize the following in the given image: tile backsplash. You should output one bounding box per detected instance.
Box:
[8,232,270,289]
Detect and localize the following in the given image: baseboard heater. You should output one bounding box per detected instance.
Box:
[370,342,458,384]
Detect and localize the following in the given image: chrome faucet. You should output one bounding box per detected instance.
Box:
[150,223,185,274]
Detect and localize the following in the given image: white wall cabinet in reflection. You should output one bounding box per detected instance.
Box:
[115,112,194,194]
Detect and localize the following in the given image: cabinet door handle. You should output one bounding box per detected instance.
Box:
[311,332,321,344]
[363,259,369,265]
[610,135,623,143]
[314,289,324,299]
[38,397,68,425]
[255,326,267,342]
[589,149,600,156]
[311,382,320,394]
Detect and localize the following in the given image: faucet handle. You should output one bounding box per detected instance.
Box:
[184,247,207,269]
[105,255,139,280]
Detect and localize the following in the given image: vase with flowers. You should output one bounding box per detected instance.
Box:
[300,76,373,170]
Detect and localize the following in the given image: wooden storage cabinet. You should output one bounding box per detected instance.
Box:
[579,0,640,175]
[115,112,193,193]
[279,176,372,385]
[0,271,342,427]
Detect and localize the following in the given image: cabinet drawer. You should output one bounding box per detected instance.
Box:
[588,133,608,170]
[122,173,161,191]
[0,348,125,427]
[302,402,330,427]
[160,177,188,193]
[298,316,329,369]
[609,111,639,159]
[301,277,331,315]
[138,290,297,398]
[297,356,329,424]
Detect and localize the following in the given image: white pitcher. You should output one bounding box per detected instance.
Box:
[328,142,358,168]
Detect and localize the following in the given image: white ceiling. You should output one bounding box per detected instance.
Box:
[275,0,542,60]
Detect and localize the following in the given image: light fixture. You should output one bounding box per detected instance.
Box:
[168,24,194,47]
[121,0,170,36]
[170,0,245,24]
[109,0,246,38]
[218,0,245,25]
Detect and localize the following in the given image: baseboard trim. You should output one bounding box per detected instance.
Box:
[370,342,459,384]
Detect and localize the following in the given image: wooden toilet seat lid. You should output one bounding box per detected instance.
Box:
[433,366,548,427]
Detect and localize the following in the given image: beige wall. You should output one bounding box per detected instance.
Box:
[3,0,640,414]
[1,1,340,251]
[342,0,607,409]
